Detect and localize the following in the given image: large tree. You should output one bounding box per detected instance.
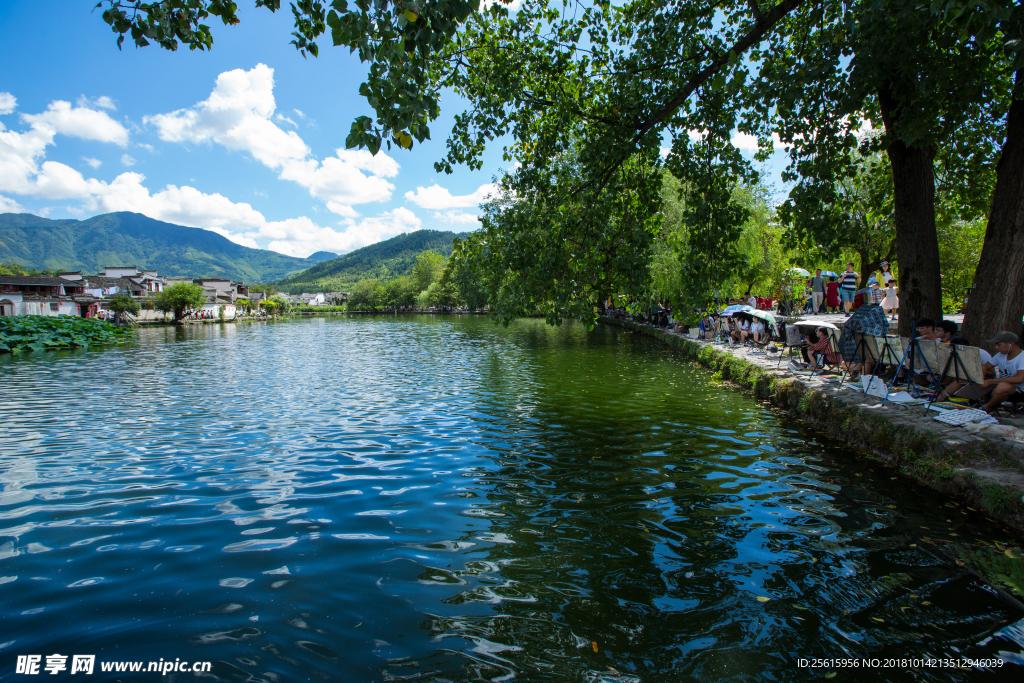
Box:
[154,282,207,323]
[753,0,1021,336]
[96,1,1023,337]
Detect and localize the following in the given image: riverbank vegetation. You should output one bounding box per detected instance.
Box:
[344,250,487,312]
[0,315,133,353]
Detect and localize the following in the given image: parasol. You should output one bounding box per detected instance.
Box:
[720,305,755,317]
[791,319,839,330]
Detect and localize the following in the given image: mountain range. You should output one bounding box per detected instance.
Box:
[274,229,458,293]
[0,212,339,282]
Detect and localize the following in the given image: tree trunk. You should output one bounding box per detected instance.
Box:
[960,72,1024,347]
[878,86,944,336]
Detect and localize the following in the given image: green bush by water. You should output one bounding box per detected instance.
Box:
[0,315,133,353]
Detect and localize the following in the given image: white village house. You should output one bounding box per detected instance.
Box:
[0,267,253,321]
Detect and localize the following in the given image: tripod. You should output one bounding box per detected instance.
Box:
[921,344,986,414]
[880,324,937,406]
[838,332,877,388]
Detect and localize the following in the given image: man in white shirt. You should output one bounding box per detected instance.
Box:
[747,294,757,309]
[942,331,1023,411]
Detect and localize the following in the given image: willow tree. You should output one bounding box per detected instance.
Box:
[96,0,1023,338]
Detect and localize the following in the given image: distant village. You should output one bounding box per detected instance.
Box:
[0,266,349,321]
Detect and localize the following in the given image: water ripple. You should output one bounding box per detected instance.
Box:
[0,317,1020,682]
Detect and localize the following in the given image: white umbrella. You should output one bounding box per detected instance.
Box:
[791,319,839,330]
[787,267,811,277]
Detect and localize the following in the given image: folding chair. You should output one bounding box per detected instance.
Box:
[776,325,805,367]
[992,391,1024,418]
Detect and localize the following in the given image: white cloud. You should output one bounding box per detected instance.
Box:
[293,109,306,119]
[0,194,24,212]
[147,64,398,207]
[0,77,420,259]
[266,207,421,257]
[730,131,788,153]
[730,131,759,152]
[275,113,297,127]
[0,122,65,194]
[482,0,525,10]
[77,95,116,111]
[405,183,496,210]
[659,146,671,158]
[280,149,397,205]
[146,64,309,168]
[326,202,360,218]
[22,100,129,146]
[137,143,154,152]
[0,134,417,256]
[0,93,15,116]
[205,225,261,249]
[434,210,480,226]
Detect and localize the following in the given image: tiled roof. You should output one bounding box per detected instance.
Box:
[80,276,147,291]
[0,276,69,286]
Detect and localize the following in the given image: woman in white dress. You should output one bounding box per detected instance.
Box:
[881,278,899,320]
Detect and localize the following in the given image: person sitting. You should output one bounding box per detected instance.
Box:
[750,318,765,343]
[806,328,841,373]
[936,319,970,345]
[731,315,751,343]
[915,318,938,341]
[939,331,1023,412]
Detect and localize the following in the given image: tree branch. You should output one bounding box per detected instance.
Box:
[635,0,805,138]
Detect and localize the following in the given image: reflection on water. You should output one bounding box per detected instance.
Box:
[0,316,1021,682]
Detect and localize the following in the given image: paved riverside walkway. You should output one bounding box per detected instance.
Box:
[650,323,1024,494]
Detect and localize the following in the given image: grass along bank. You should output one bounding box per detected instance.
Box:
[0,316,133,354]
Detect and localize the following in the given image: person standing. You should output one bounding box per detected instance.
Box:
[877,261,895,291]
[881,278,899,320]
[810,269,825,315]
[837,262,860,317]
[825,276,840,313]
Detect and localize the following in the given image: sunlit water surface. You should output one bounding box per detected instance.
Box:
[1,316,1022,682]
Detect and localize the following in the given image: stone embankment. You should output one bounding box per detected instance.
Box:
[602,317,1024,535]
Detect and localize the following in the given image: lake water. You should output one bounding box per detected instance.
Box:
[1,316,1022,682]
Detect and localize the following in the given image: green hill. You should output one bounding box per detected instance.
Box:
[275,230,459,293]
[0,211,323,282]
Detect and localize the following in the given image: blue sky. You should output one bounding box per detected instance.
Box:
[0,2,790,259]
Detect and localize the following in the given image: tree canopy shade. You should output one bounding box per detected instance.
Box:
[96,0,1024,342]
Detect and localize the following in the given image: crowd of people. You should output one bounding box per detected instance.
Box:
[603,258,1022,415]
[790,262,899,319]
